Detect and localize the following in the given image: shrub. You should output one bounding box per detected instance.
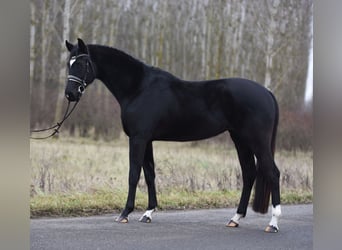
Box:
[277,109,313,151]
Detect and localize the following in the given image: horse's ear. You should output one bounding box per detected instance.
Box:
[65,40,74,52]
[77,38,88,54]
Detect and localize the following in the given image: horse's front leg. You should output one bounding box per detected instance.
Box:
[139,141,157,223]
[116,137,146,223]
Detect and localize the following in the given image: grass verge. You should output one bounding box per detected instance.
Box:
[30,138,312,217]
[30,189,312,218]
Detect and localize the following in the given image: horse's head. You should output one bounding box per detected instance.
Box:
[64,38,95,102]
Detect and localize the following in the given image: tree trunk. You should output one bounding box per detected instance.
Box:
[264,0,279,88]
[40,0,48,115]
[55,0,71,123]
[30,2,36,97]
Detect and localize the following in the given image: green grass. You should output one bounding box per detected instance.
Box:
[30,189,312,217]
[30,190,125,217]
[30,137,313,217]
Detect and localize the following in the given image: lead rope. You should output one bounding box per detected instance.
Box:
[30,101,78,139]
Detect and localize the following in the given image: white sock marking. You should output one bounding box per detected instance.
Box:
[230,213,243,224]
[139,209,154,221]
[269,205,281,229]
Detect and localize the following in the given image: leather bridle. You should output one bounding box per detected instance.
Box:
[66,54,95,96]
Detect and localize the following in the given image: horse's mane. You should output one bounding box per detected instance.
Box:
[88,44,145,67]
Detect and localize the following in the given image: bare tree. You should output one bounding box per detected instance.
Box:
[30,0,313,145]
[55,0,71,123]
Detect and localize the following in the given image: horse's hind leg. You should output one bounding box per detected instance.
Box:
[267,161,281,233]
[254,148,281,233]
[227,135,256,227]
[139,141,157,223]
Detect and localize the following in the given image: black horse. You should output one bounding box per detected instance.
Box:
[65,38,281,233]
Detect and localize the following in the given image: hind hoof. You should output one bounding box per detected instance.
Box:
[226,220,239,228]
[139,215,152,223]
[265,225,279,233]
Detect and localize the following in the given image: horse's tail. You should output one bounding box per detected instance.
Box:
[252,90,279,214]
[269,91,279,158]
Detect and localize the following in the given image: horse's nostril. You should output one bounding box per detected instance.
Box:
[65,92,77,102]
[65,93,72,100]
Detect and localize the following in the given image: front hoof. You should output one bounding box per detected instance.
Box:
[139,215,152,223]
[265,225,279,233]
[115,216,129,223]
[226,220,239,228]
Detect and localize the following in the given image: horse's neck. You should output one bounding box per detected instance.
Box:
[89,45,144,107]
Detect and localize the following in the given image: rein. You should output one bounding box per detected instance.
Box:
[30,101,78,139]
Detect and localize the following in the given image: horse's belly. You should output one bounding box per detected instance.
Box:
[155,130,226,142]
[153,116,227,141]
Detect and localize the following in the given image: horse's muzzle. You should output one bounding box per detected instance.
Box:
[65,92,80,102]
[65,84,82,102]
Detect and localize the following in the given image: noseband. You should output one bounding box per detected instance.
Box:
[67,54,95,94]
[67,75,87,94]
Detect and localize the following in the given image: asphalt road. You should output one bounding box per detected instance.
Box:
[31,204,312,250]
